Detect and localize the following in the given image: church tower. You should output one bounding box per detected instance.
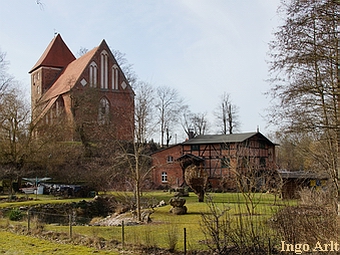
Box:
[29,34,75,119]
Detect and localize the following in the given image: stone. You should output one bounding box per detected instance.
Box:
[169,197,187,215]
[169,206,187,215]
[169,197,186,207]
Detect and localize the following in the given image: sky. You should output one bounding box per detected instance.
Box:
[0,0,282,141]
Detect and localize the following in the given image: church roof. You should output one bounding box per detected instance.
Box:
[38,46,98,103]
[29,34,76,73]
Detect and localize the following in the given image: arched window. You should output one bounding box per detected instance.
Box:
[98,97,110,125]
[101,51,108,89]
[112,64,118,90]
[89,61,97,87]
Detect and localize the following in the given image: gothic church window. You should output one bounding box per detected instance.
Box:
[101,51,108,89]
[89,62,98,87]
[98,97,110,125]
[112,64,118,90]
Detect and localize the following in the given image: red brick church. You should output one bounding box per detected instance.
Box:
[29,34,134,141]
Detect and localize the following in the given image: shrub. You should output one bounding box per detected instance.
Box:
[272,204,336,244]
[8,208,23,221]
[272,189,337,244]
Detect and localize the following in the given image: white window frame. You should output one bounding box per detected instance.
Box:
[161,172,168,183]
[167,155,174,163]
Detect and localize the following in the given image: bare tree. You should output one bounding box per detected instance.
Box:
[0,88,31,196]
[76,47,88,57]
[267,0,339,201]
[111,49,138,87]
[214,92,240,134]
[156,86,185,147]
[0,49,13,98]
[181,109,209,139]
[134,81,156,144]
[114,80,159,221]
[192,112,209,136]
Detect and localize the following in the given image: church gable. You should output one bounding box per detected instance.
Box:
[76,40,133,93]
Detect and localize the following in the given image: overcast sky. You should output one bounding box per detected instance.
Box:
[0,0,281,141]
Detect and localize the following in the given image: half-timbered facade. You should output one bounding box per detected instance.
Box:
[151,132,276,190]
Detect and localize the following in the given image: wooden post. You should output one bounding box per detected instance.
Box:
[121,220,125,248]
[27,210,30,232]
[183,228,187,255]
[69,214,72,239]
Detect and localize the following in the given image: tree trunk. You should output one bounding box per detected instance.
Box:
[198,190,205,202]
[135,155,141,221]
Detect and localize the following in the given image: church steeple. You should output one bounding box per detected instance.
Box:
[29,34,75,73]
[30,34,76,117]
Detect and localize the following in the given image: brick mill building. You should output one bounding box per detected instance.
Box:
[151,132,277,191]
[29,34,134,141]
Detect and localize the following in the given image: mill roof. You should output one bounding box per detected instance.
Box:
[182,132,274,145]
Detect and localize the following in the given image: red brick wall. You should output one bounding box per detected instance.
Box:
[73,42,135,141]
[152,145,183,188]
[33,41,135,142]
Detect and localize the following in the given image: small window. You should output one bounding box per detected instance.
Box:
[161,172,168,182]
[167,156,174,163]
[259,141,266,149]
[260,157,266,167]
[191,145,199,151]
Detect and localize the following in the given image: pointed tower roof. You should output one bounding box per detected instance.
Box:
[29,34,76,73]
[39,46,98,103]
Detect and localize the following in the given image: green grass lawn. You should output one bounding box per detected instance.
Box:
[45,191,292,251]
[0,229,118,255]
[0,191,296,253]
[0,194,91,208]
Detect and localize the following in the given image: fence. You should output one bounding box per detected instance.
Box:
[22,208,281,254]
